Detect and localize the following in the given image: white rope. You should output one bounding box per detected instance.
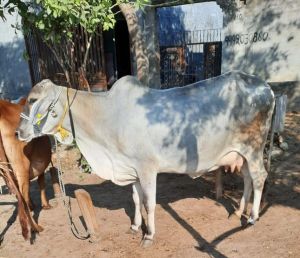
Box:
[54,137,90,240]
[21,86,89,239]
[20,112,30,121]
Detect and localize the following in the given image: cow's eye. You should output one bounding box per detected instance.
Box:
[29,98,37,104]
[50,110,57,118]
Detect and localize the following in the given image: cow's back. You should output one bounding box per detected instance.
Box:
[131,71,275,174]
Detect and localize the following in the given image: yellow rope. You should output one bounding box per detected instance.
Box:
[57,125,70,140]
[56,99,70,140]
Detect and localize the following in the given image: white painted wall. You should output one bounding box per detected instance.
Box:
[222,0,300,82]
[0,6,31,100]
[176,2,223,31]
[157,2,223,46]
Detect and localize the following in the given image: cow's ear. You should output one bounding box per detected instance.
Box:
[54,127,74,145]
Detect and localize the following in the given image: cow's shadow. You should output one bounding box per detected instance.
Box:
[62,170,299,257]
[64,172,244,257]
[0,202,18,246]
[65,172,241,223]
[27,163,300,256]
[23,171,241,257]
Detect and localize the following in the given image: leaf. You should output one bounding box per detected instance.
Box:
[38,22,45,30]
[1,0,146,84]
[46,7,51,15]
[103,22,109,31]
[22,51,30,61]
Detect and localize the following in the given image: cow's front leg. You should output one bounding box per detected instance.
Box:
[49,167,61,197]
[129,181,143,233]
[139,172,157,248]
[37,173,51,209]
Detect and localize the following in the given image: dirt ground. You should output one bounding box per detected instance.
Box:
[0,112,299,258]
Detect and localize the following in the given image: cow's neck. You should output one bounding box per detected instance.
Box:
[57,87,116,180]
[59,87,110,141]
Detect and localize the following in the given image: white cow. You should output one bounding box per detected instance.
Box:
[17,71,275,247]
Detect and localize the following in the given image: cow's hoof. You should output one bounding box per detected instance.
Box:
[34,224,44,233]
[140,238,153,248]
[42,204,52,210]
[241,216,259,229]
[49,198,59,208]
[242,220,253,229]
[247,217,256,225]
[126,227,139,235]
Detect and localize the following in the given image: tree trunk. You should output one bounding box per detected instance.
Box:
[143,6,161,88]
[119,3,149,85]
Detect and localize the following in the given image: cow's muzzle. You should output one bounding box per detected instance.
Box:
[16,125,34,142]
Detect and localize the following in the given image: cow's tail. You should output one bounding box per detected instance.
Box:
[265,86,276,173]
[0,132,43,241]
[0,169,30,239]
[260,85,276,209]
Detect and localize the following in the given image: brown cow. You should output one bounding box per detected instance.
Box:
[0,99,60,213]
[0,161,42,239]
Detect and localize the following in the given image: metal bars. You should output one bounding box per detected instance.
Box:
[159,28,222,89]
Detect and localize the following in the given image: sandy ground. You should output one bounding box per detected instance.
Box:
[0,112,299,258]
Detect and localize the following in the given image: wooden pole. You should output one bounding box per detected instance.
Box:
[215,168,223,200]
[74,189,100,242]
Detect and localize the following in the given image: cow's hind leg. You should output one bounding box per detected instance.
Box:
[138,171,157,248]
[129,181,144,233]
[247,160,268,224]
[233,163,252,219]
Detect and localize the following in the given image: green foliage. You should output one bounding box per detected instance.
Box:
[78,154,92,174]
[1,0,148,86]
[1,0,148,41]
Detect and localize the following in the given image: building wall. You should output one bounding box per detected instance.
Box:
[222,0,300,83]
[153,2,223,87]
[157,2,223,46]
[0,8,31,100]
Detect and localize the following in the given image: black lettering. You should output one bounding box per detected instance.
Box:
[225,36,230,46]
[236,35,240,45]
[232,35,236,44]
[253,32,258,42]
[258,32,263,41]
[240,34,244,44]
[244,34,249,44]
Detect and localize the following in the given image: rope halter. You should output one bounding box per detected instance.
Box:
[20,87,63,132]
